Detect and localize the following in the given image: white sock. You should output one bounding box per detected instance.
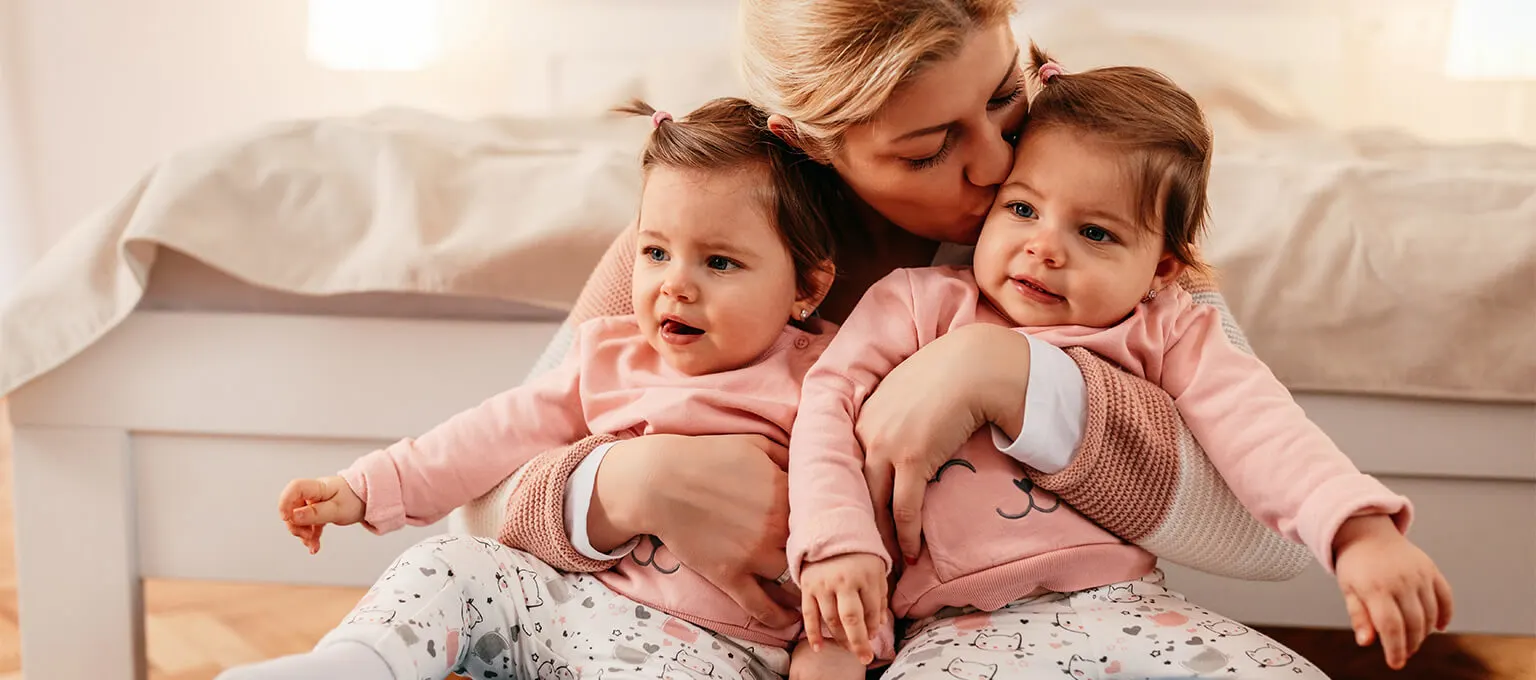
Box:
[215,640,395,680]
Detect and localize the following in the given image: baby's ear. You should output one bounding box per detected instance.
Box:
[1152,251,1186,293]
[800,260,837,309]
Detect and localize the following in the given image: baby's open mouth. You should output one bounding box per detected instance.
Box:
[662,319,704,335]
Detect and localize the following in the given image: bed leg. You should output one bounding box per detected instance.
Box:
[12,426,145,680]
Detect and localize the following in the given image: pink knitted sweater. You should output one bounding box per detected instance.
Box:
[499,229,1314,581]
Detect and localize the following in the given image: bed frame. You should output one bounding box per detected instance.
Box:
[8,307,1534,680]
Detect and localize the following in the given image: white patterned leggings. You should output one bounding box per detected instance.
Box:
[882,570,1328,679]
[319,535,790,680]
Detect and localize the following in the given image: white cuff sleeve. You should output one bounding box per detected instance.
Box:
[990,334,1087,474]
[564,441,639,561]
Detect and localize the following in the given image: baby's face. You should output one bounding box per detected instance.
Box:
[632,166,802,376]
[973,125,1177,328]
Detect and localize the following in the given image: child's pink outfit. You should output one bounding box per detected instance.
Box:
[324,315,830,678]
[788,266,1409,676]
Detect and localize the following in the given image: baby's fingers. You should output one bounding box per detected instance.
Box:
[859,583,884,641]
[1396,589,1427,659]
[1433,573,1454,631]
[1344,592,1374,647]
[837,590,872,664]
[1367,592,1408,669]
[802,592,825,652]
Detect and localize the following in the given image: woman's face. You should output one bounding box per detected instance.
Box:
[833,22,1027,245]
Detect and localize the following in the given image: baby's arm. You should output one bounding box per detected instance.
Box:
[791,270,929,662]
[334,332,592,535]
[1161,306,1450,667]
[1159,306,1410,564]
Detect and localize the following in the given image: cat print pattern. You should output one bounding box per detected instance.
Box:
[880,570,1329,679]
[314,536,790,679]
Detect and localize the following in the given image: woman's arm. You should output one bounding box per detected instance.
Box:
[488,226,800,625]
[860,275,1312,581]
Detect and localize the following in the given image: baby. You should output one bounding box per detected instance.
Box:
[221,98,863,680]
[787,46,1453,677]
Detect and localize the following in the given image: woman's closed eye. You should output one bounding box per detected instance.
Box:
[641,246,669,262]
[905,131,955,170]
[706,255,742,271]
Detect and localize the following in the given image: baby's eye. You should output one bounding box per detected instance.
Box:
[1080,225,1116,243]
[1008,202,1037,219]
[706,255,740,271]
[642,246,668,262]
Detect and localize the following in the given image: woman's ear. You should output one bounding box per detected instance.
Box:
[794,261,837,318]
[767,114,803,151]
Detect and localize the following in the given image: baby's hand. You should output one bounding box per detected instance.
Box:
[789,639,867,680]
[800,553,888,664]
[278,475,365,554]
[1333,514,1454,670]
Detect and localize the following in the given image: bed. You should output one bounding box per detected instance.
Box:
[4,20,1535,680]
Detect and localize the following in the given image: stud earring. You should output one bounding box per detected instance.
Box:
[1142,288,1159,303]
[800,308,811,319]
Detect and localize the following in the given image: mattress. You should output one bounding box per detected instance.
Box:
[139,250,569,323]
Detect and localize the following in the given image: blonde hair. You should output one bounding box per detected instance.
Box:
[740,0,1019,162]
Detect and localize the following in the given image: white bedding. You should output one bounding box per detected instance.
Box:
[1,57,1533,402]
[0,109,647,396]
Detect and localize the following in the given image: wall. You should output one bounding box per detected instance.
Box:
[2,0,1532,283]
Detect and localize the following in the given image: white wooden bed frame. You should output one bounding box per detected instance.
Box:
[8,307,1535,680]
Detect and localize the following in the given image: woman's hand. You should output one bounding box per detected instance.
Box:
[591,433,799,629]
[856,324,1032,564]
[278,475,365,554]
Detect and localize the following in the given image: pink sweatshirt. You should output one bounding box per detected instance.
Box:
[789,266,1411,621]
[342,314,833,646]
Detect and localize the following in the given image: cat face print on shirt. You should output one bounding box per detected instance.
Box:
[672,650,715,676]
[1202,620,1250,638]
[1105,583,1142,603]
[1053,613,1088,636]
[1065,655,1102,679]
[972,631,1023,651]
[518,568,545,607]
[1247,644,1295,668]
[943,658,998,680]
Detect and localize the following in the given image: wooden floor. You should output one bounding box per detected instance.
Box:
[0,404,1530,680]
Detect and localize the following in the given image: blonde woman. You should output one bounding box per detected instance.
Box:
[494,1,1424,678]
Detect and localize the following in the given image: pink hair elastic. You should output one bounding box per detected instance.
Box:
[1038,62,1064,82]
[651,111,673,127]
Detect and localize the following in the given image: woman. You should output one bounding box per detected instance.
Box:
[492,0,1382,677]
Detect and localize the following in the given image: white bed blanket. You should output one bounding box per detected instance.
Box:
[1,108,1532,403]
[0,109,646,397]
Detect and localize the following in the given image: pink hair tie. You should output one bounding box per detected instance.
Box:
[1038,62,1064,83]
[651,111,673,128]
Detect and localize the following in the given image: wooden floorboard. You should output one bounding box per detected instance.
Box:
[0,402,1530,679]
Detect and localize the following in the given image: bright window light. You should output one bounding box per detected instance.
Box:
[307,0,441,72]
[1445,0,1536,80]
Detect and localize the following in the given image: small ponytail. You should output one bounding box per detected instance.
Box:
[1028,41,1065,85]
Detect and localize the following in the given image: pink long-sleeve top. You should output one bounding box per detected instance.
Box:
[342,314,833,645]
[788,266,1411,620]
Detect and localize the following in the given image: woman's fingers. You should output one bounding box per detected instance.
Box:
[891,464,928,564]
